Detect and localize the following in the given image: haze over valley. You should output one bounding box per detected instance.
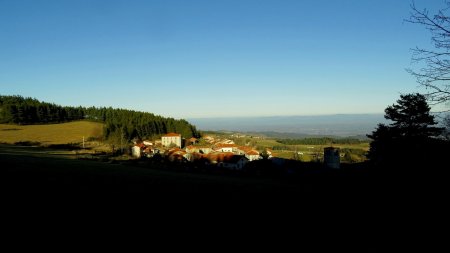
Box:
[190,114,385,137]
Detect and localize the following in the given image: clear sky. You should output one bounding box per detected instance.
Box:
[0,0,445,118]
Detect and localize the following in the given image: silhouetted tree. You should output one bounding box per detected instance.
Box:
[385,93,442,138]
[368,93,443,166]
[260,149,270,160]
[406,1,450,107]
[443,114,450,140]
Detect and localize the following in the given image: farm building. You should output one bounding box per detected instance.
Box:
[162,133,182,148]
[324,147,340,169]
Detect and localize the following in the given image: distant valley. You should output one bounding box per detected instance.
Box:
[189,114,386,138]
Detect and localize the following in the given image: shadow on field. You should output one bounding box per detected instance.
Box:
[3,144,436,251]
[0,145,380,205]
[13,141,41,146]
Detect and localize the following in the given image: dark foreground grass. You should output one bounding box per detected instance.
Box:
[0,145,392,208]
[2,147,445,251]
[2,145,418,251]
[1,145,309,207]
[1,146,386,216]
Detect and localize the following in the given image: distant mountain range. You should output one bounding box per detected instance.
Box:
[189,114,387,138]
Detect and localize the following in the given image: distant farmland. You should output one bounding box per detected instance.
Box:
[0,121,103,145]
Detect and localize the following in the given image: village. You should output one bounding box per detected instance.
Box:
[130,132,271,170]
[130,132,341,170]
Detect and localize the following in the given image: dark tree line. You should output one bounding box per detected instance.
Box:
[0,95,84,124]
[0,95,200,141]
[84,106,200,141]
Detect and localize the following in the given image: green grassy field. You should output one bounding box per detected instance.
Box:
[232,136,370,162]
[0,121,103,145]
[271,143,369,161]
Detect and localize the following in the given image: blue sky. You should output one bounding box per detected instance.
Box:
[0,0,445,118]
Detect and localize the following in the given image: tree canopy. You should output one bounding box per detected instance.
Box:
[0,95,84,124]
[383,93,442,138]
[367,93,444,165]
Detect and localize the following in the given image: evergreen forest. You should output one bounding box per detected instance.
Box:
[0,95,200,141]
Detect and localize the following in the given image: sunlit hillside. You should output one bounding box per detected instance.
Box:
[0,121,103,145]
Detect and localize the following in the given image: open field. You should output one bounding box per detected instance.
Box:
[270,143,370,161]
[0,121,103,145]
[227,133,370,162]
[249,138,370,151]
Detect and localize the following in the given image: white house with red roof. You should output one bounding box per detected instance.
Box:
[214,143,237,153]
[162,133,182,148]
[132,143,146,158]
[245,150,261,161]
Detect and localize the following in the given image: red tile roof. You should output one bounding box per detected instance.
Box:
[134,143,146,148]
[163,133,181,137]
[238,146,253,152]
[207,153,235,163]
[246,150,260,156]
[215,144,237,148]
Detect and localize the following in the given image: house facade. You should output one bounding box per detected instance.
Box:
[217,155,248,170]
[214,144,237,153]
[245,150,261,161]
[132,143,145,158]
[162,133,182,148]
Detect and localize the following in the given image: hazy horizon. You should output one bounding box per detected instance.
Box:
[189,113,386,136]
[0,0,442,118]
[188,112,383,119]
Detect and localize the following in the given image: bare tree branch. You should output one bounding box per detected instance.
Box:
[406,1,450,111]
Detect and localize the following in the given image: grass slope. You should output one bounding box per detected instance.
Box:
[0,121,103,145]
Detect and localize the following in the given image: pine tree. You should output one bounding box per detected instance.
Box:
[367,93,444,165]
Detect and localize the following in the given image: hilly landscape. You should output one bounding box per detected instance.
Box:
[3,1,450,249]
[0,95,199,143]
[0,96,377,218]
[1,95,448,252]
